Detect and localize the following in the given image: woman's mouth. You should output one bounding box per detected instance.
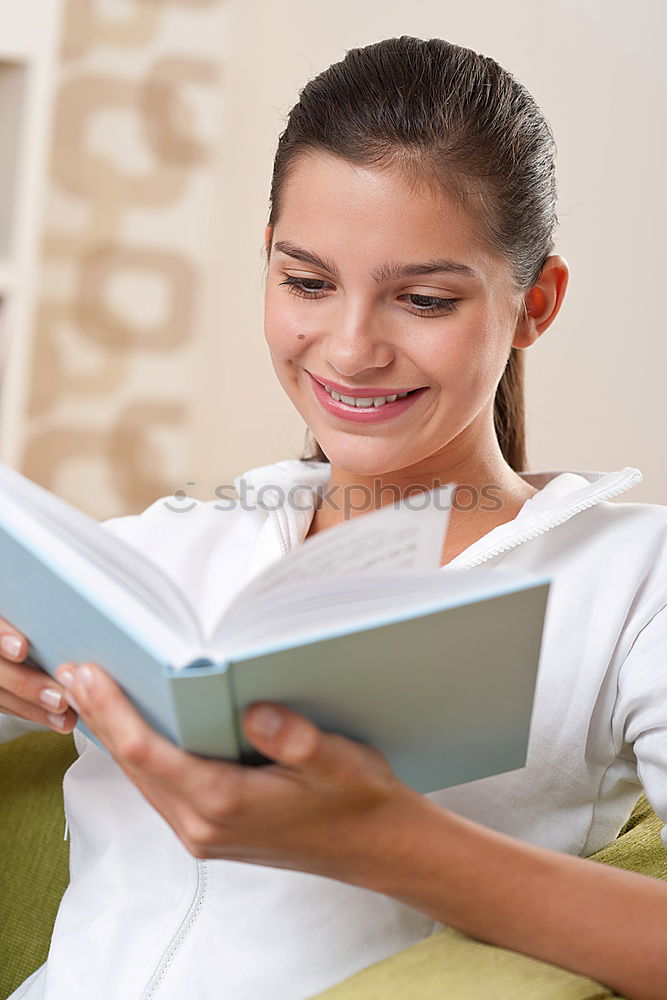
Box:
[306,371,429,423]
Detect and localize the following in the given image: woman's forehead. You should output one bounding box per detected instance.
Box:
[281,150,456,211]
[275,151,497,270]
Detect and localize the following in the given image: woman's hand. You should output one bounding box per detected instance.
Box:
[0,618,78,732]
[54,660,426,885]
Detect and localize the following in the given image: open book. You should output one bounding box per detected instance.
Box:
[0,464,550,793]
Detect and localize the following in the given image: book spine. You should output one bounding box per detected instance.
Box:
[166,661,239,760]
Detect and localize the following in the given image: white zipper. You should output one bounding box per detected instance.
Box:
[452,467,643,569]
[140,859,208,999]
[271,506,290,556]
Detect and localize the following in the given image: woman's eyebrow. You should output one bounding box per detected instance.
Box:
[273,240,479,283]
[373,258,479,282]
[274,241,341,278]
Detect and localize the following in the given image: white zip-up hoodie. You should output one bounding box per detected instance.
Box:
[5,459,667,1000]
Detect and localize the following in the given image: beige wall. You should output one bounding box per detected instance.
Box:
[204,0,667,505]
[3,0,665,513]
[2,0,232,519]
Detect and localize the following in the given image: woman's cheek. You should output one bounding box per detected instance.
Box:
[459,318,509,387]
[264,300,316,362]
[264,310,315,407]
[413,322,477,387]
[423,324,502,413]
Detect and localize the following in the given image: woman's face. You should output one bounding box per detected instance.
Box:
[264,151,526,477]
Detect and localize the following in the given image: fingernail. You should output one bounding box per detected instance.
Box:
[250,706,283,738]
[64,691,81,714]
[57,668,75,688]
[39,688,64,711]
[78,664,94,689]
[1,635,22,659]
[47,712,68,730]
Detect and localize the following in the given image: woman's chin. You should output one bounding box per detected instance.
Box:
[308,432,420,477]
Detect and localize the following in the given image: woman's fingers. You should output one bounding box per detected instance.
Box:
[242,702,398,800]
[0,625,77,731]
[56,661,210,784]
[0,682,78,731]
[0,619,28,662]
[0,655,65,708]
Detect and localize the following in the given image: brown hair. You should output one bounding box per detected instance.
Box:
[266,36,559,472]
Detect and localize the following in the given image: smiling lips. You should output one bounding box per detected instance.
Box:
[306,370,429,423]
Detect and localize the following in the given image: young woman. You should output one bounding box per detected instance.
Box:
[1,35,667,1000]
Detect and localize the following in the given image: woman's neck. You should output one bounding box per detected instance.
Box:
[304,452,538,567]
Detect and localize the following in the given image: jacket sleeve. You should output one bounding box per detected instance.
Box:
[98,508,154,545]
[613,603,667,851]
[96,496,185,551]
[0,509,151,746]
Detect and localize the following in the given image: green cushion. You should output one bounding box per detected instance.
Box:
[591,794,667,879]
[0,731,77,999]
[0,732,664,1000]
[315,928,622,1000]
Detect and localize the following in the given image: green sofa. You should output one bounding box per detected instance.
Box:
[1,731,665,1000]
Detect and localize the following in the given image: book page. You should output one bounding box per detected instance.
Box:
[212,566,542,658]
[219,483,455,625]
[0,463,203,642]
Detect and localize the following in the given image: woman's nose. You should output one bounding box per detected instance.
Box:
[322,308,394,375]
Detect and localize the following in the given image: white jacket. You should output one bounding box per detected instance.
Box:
[5,459,667,1000]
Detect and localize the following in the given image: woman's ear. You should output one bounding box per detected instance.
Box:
[513,254,569,349]
[264,224,273,260]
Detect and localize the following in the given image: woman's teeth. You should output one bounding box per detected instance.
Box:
[322,384,410,408]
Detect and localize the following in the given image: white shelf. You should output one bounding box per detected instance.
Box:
[0,0,63,465]
[0,5,52,62]
[0,60,28,260]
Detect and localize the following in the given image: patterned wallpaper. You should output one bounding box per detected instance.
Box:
[23,0,230,518]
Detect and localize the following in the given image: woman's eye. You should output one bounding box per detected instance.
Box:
[404,294,459,316]
[279,276,330,299]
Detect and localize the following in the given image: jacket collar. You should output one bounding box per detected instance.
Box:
[234,461,643,567]
[451,465,643,568]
